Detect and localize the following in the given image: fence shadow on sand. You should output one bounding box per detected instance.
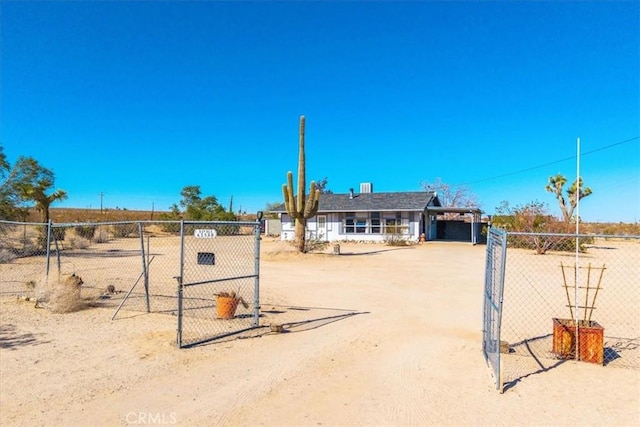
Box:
[193,304,369,346]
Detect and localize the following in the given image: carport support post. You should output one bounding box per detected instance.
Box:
[472,212,480,245]
[471,214,476,245]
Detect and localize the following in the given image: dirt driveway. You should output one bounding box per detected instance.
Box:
[1,239,638,426]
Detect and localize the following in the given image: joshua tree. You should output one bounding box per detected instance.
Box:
[31,188,68,223]
[315,177,333,194]
[545,174,592,223]
[282,115,320,253]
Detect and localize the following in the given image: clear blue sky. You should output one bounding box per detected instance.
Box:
[1,1,638,222]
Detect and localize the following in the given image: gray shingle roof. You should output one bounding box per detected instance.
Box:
[270,191,440,213]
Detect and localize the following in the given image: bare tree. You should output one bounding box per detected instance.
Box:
[420,178,480,219]
[263,201,282,218]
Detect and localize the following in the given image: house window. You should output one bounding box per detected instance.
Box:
[284,217,296,230]
[343,212,369,234]
[345,212,355,233]
[371,212,381,233]
[384,218,398,234]
[342,212,411,234]
[384,212,407,235]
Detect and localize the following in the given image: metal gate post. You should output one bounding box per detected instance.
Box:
[496,230,508,392]
[138,222,150,313]
[176,220,185,347]
[483,227,508,392]
[45,220,52,279]
[253,212,263,327]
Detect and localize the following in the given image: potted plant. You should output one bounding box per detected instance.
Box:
[215,291,249,319]
[552,262,606,365]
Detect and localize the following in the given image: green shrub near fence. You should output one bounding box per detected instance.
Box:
[74,225,96,240]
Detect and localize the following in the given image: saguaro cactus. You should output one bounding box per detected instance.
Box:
[282,115,320,252]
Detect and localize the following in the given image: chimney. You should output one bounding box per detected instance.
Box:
[349,188,354,199]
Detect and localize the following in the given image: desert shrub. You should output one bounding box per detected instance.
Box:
[52,227,66,241]
[0,248,16,263]
[15,238,41,257]
[66,236,90,249]
[304,238,329,252]
[110,222,139,238]
[384,224,410,246]
[36,226,59,250]
[93,230,110,243]
[507,233,594,254]
[46,274,85,313]
[74,224,96,240]
[92,224,110,242]
[579,222,640,235]
[35,234,48,250]
[35,226,66,249]
[492,200,586,254]
[159,208,182,233]
[384,236,410,246]
[159,221,181,233]
[217,223,240,236]
[285,237,329,253]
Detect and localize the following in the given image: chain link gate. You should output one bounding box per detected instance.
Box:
[176,220,261,348]
[483,227,507,391]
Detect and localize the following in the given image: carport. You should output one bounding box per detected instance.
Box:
[425,207,484,244]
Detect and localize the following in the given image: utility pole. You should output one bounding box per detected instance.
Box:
[100,192,104,214]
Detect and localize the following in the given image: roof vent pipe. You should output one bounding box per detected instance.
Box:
[349,188,354,199]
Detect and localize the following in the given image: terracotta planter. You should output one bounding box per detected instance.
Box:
[216,295,239,319]
[552,318,604,365]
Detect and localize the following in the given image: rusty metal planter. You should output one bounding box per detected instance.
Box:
[552,318,604,365]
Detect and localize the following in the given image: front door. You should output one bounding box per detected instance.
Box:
[317,215,327,241]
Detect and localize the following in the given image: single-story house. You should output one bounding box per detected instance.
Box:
[269,183,484,244]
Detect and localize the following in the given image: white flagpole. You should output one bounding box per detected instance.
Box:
[576,137,580,237]
[575,137,581,359]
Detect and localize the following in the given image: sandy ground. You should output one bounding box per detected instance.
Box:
[1,239,639,426]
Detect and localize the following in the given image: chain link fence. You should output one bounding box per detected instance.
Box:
[482,228,507,389]
[176,221,261,347]
[0,219,262,347]
[1,220,50,295]
[484,230,640,391]
[1,220,181,312]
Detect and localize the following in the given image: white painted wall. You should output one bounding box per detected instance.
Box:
[280,212,423,243]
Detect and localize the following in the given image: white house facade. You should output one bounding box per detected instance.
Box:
[271,185,445,243]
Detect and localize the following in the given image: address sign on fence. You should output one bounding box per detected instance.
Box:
[194,229,217,239]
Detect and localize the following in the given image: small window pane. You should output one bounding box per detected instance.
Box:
[345,218,355,233]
